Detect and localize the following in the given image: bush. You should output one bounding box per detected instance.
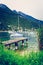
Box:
[0,44,43,65]
[0,44,19,65]
[38,28,43,50]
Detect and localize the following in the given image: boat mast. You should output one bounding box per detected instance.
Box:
[18,14,19,30]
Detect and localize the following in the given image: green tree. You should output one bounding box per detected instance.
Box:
[39,28,43,50]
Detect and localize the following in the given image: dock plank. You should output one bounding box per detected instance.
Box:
[3,37,28,46]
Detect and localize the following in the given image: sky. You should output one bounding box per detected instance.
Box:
[0,0,43,20]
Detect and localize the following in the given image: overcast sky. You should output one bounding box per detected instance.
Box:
[0,0,43,20]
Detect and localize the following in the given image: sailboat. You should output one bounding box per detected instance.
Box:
[17,14,29,38]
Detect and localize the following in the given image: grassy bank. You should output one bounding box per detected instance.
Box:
[0,44,43,65]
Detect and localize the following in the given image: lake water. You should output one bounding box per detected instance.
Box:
[10,31,39,51]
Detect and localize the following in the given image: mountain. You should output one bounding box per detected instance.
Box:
[0,4,18,30]
[0,4,43,30]
[18,11,43,27]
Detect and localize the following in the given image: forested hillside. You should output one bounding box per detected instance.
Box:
[0,4,43,30]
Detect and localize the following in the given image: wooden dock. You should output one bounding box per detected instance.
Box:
[3,37,27,45]
[2,37,28,49]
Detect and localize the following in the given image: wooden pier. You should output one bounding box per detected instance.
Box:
[3,37,28,50]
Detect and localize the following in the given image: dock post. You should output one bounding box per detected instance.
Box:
[15,42,18,50]
[8,44,11,49]
[5,44,11,49]
[26,39,28,47]
[21,40,24,47]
